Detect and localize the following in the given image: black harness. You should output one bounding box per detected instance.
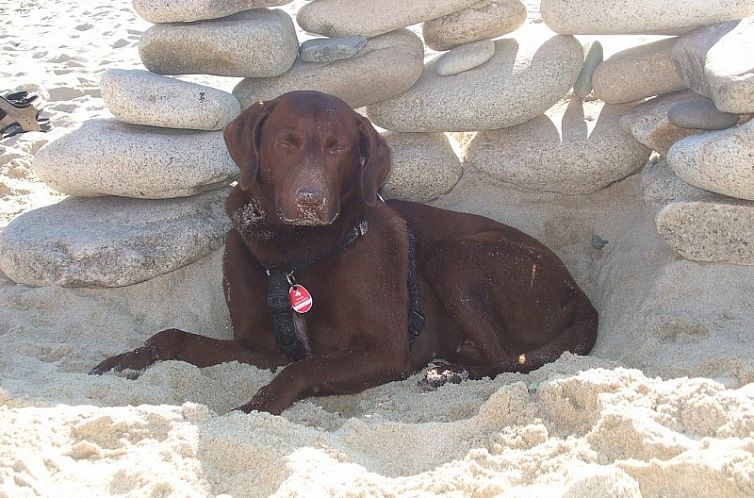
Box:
[264,218,425,361]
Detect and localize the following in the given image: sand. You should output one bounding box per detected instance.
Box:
[1,1,753,497]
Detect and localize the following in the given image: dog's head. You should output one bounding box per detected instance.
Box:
[223,91,391,226]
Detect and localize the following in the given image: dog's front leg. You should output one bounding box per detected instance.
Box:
[236,347,409,415]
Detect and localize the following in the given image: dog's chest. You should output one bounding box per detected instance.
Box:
[292,313,311,354]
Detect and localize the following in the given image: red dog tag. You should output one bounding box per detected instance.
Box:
[289,285,313,314]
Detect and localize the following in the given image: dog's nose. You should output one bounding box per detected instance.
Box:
[295,186,325,207]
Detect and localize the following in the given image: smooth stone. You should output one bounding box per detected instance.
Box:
[667,118,754,201]
[436,40,495,76]
[367,34,584,132]
[101,69,240,130]
[540,0,754,35]
[139,9,298,77]
[422,0,528,51]
[705,17,754,113]
[619,90,707,155]
[0,189,230,287]
[32,119,237,199]
[657,199,754,265]
[233,29,423,109]
[381,132,462,202]
[466,100,651,194]
[297,0,480,38]
[668,98,739,130]
[592,38,686,105]
[573,41,603,98]
[672,21,738,100]
[133,0,293,23]
[642,158,714,210]
[299,36,367,63]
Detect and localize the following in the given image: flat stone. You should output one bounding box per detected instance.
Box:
[592,38,686,105]
[619,90,707,155]
[657,199,754,265]
[667,118,754,201]
[466,100,651,194]
[436,40,495,76]
[139,9,298,77]
[296,0,480,38]
[233,29,424,109]
[32,119,237,199]
[540,0,754,35]
[704,17,754,113]
[101,69,240,130]
[574,41,603,98]
[299,36,367,63]
[672,21,738,99]
[133,0,293,23]
[0,189,230,287]
[668,98,739,130]
[422,0,528,51]
[381,132,462,201]
[367,34,584,132]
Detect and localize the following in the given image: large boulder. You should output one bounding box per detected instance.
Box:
[133,0,293,23]
[139,9,298,77]
[233,29,424,109]
[0,189,230,288]
[466,100,651,194]
[367,34,583,132]
[32,119,237,199]
[540,0,754,35]
[422,0,528,51]
[101,69,240,131]
[296,0,480,38]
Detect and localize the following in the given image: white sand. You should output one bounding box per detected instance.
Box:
[1,1,754,497]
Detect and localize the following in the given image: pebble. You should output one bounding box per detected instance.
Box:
[573,41,603,98]
[436,40,496,76]
[667,98,738,130]
[299,36,367,63]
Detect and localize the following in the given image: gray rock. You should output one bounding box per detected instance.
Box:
[540,0,754,35]
[592,38,686,105]
[0,189,230,287]
[297,0,480,38]
[668,98,738,130]
[619,90,707,155]
[299,36,367,63]
[704,17,754,113]
[436,40,496,76]
[133,0,293,23]
[466,100,651,194]
[671,21,738,99]
[422,0,528,51]
[139,9,298,77]
[233,29,424,110]
[381,132,462,202]
[574,41,603,98]
[657,199,754,265]
[667,118,754,201]
[32,119,237,199]
[367,34,584,132]
[101,69,240,130]
[642,158,714,210]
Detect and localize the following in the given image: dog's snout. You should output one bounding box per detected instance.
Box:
[295,186,326,207]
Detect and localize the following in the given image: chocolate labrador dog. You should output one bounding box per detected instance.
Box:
[92,91,598,415]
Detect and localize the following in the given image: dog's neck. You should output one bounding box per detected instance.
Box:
[226,186,368,270]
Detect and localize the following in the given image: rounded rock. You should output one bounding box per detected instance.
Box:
[704,17,754,114]
[296,0,480,38]
[101,69,240,130]
[133,0,294,23]
[422,0,528,51]
[668,98,739,130]
[466,100,651,194]
[381,132,462,202]
[436,39,496,76]
[138,9,298,77]
[573,41,603,98]
[32,119,237,199]
[0,189,230,287]
[233,29,424,110]
[367,34,584,132]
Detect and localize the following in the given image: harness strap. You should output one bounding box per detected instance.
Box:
[267,268,307,361]
[407,231,425,346]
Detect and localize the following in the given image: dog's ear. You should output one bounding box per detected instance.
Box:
[357,115,391,207]
[223,100,269,190]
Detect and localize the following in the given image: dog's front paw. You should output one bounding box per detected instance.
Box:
[89,346,158,378]
[419,365,470,391]
[234,384,290,416]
